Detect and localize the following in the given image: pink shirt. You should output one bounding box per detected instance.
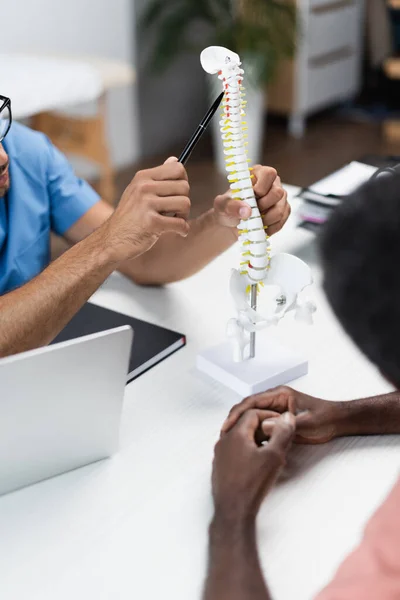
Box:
[316,477,400,600]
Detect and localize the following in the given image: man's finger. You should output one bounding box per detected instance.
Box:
[221,387,292,433]
[154,196,191,220]
[252,165,277,198]
[152,180,190,198]
[234,409,265,443]
[263,409,319,441]
[266,412,296,454]
[225,198,252,220]
[215,194,252,220]
[265,202,291,236]
[213,193,231,214]
[222,408,279,439]
[261,419,277,438]
[262,197,287,227]
[258,180,286,214]
[221,397,258,433]
[150,161,189,182]
[164,156,178,164]
[155,214,190,237]
[263,414,319,445]
[252,410,283,444]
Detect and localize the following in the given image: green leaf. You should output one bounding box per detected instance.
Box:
[142,0,297,84]
[147,9,199,73]
[140,0,169,30]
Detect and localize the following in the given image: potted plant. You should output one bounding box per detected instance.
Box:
[141,0,296,170]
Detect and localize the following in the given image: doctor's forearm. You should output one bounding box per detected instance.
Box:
[0,227,117,357]
[119,209,236,285]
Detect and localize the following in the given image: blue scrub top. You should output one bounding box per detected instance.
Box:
[0,122,100,293]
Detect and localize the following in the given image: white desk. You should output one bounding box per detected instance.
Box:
[0,190,399,600]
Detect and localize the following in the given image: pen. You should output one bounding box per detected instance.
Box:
[178,92,224,165]
[163,93,224,219]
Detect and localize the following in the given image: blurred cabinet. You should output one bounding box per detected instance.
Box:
[267,0,365,137]
[383,0,400,142]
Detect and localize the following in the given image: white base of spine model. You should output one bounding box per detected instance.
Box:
[197,337,309,398]
[197,46,315,394]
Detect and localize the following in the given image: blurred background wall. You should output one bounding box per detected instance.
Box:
[1,0,399,204]
[1,0,139,169]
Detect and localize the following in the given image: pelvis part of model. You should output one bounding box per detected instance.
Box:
[201,46,316,362]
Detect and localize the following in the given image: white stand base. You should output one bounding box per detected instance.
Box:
[197,338,308,397]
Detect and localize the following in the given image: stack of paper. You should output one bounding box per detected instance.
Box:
[299,161,378,227]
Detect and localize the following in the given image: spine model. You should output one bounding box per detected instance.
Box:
[199,47,316,365]
[207,49,270,290]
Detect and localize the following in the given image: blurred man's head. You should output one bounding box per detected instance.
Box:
[0,143,10,197]
[0,95,11,197]
[320,173,400,388]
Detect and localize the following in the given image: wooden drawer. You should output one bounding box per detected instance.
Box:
[305,53,359,112]
[308,2,360,59]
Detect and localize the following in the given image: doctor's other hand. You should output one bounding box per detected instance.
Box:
[221,386,343,445]
[212,410,295,523]
[213,165,290,236]
[103,158,191,263]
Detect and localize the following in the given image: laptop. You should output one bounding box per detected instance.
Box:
[0,326,132,496]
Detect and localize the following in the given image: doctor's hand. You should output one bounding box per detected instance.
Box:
[103,158,191,263]
[221,387,343,445]
[213,165,290,236]
[212,410,295,523]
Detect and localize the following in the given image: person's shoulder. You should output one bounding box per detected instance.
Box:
[4,122,56,185]
[5,121,51,157]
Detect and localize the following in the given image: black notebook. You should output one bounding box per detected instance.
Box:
[52,302,186,382]
[297,157,397,230]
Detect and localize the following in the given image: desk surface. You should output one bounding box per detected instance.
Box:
[0,191,399,600]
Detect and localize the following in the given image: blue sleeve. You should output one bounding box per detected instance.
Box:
[46,138,100,236]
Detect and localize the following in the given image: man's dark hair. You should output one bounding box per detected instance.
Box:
[320,172,400,388]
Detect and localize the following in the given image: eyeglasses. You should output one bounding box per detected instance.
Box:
[0,96,12,143]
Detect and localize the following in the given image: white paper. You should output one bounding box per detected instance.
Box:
[310,161,378,197]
